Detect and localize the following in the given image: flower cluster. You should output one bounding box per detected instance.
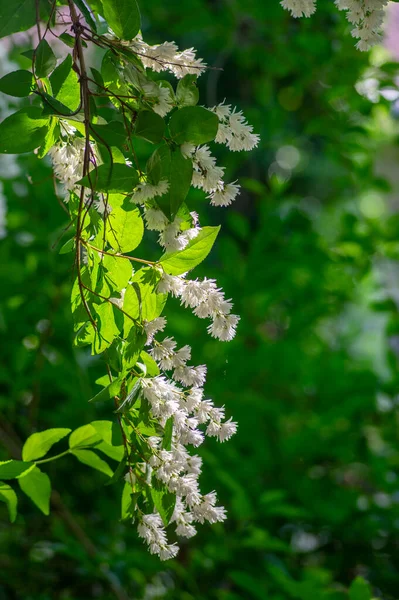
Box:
[46,22,258,562]
[157,272,240,342]
[212,102,260,152]
[128,34,207,79]
[131,323,237,558]
[280,0,388,50]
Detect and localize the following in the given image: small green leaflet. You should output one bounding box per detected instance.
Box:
[49,55,80,111]
[147,145,193,219]
[101,253,133,292]
[91,420,123,446]
[138,351,160,377]
[77,163,139,193]
[0,107,50,154]
[18,466,51,516]
[89,376,123,403]
[0,483,18,522]
[34,39,57,79]
[0,460,35,480]
[103,0,141,40]
[71,449,113,477]
[106,201,144,253]
[92,302,120,354]
[169,106,219,145]
[0,70,35,97]
[59,237,75,255]
[0,0,50,39]
[349,577,372,600]
[69,424,101,449]
[22,428,71,461]
[73,0,98,32]
[131,267,167,321]
[91,122,127,148]
[160,226,220,275]
[150,481,176,527]
[176,74,199,107]
[162,417,173,451]
[134,111,165,143]
[38,118,60,159]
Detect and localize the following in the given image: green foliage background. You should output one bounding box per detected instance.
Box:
[1,0,399,598]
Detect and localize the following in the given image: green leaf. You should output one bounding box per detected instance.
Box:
[138,351,160,376]
[0,70,35,97]
[50,55,80,111]
[38,118,60,159]
[0,0,50,38]
[148,145,193,219]
[169,106,218,145]
[121,481,137,519]
[123,325,146,366]
[134,111,165,144]
[77,163,139,193]
[73,0,98,32]
[69,425,101,449]
[150,482,176,527]
[349,577,372,600]
[22,428,71,461]
[34,39,57,79]
[101,253,133,292]
[18,466,51,515]
[92,302,120,354]
[131,267,167,321]
[176,74,199,107]
[96,441,124,461]
[91,121,127,148]
[162,417,173,451]
[103,0,141,40]
[90,420,122,446]
[0,483,17,522]
[59,32,76,48]
[71,449,113,477]
[0,107,49,154]
[59,237,75,255]
[160,226,220,275]
[89,376,123,403]
[0,460,35,480]
[106,455,127,486]
[106,196,144,253]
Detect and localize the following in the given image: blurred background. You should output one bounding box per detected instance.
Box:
[2,0,399,598]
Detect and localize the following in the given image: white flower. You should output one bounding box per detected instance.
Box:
[129,34,207,79]
[132,180,169,204]
[152,86,174,117]
[155,212,201,253]
[157,272,185,296]
[191,145,225,192]
[211,104,260,152]
[137,512,179,560]
[171,498,197,538]
[280,0,317,18]
[93,194,112,215]
[144,207,169,231]
[207,313,240,342]
[208,182,240,207]
[173,365,207,387]
[191,492,227,524]
[49,137,99,199]
[185,387,203,411]
[144,316,167,344]
[218,418,238,442]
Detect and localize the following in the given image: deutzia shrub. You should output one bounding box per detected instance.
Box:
[280,0,391,51]
[0,0,258,560]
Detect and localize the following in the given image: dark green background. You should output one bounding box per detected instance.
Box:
[1,0,399,598]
